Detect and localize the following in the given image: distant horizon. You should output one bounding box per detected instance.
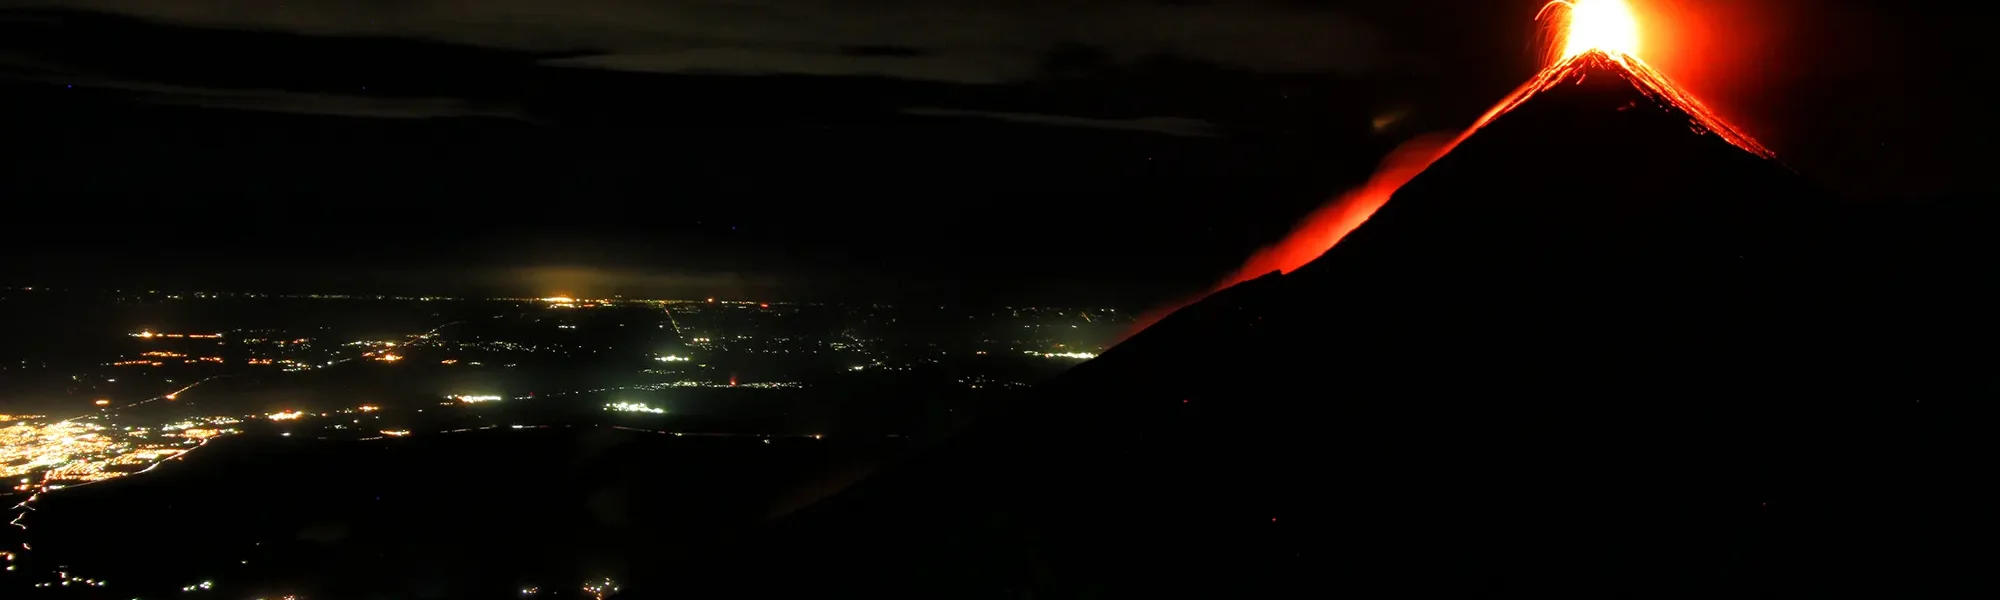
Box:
[0,285,1141,311]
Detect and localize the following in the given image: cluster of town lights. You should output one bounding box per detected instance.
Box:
[129,331,222,339]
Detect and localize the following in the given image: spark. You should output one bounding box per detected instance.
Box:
[1541,0,1641,62]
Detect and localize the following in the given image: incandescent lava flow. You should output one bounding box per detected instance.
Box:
[1120,0,1775,342]
[671,6,1867,599]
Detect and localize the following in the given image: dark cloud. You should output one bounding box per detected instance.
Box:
[538,49,1009,83]
[840,45,927,58]
[1,1,1398,133]
[900,107,1218,137]
[57,78,525,120]
[11,0,1392,83]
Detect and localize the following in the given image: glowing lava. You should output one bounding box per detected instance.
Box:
[1123,133,1459,336]
[1118,0,1770,344]
[1543,0,1640,61]
[1529,0,1769,157]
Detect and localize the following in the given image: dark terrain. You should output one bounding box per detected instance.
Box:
[654,52,1997,598]
[16,428,914,599]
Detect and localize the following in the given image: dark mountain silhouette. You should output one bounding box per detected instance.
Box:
[658,52,1991,598]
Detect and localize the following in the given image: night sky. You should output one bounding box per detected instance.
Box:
[0,0,1982,306]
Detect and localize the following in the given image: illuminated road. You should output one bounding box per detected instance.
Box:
[406,320,466,347]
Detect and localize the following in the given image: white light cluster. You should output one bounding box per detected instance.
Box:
[605,403,665,414]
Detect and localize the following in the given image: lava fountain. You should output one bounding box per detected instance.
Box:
[1545,0,1641,61]
[1120,0,1766,343]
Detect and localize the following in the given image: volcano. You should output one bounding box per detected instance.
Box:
[1100,49,1830,394]
[660,42,1985,600]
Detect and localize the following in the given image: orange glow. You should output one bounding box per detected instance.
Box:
[1226,133,1462,289]
[1122,132,1465,340]
[1543,0,1641,61]
[1495,50,1771,157]
[1118,0,1768,344]
[93,400,110,406]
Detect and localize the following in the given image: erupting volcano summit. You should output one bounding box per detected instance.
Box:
[1119,0,1783,339]
[666,3,1941,598]
[1521,0,1771,157]
[1080,0,1830,407]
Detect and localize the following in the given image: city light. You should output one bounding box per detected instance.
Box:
[178,428,229,441]
[10,292,1114,592]
[582,577,621,600]
[129,331,221,339]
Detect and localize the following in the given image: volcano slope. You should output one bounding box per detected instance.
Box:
[661,52,1990,599]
